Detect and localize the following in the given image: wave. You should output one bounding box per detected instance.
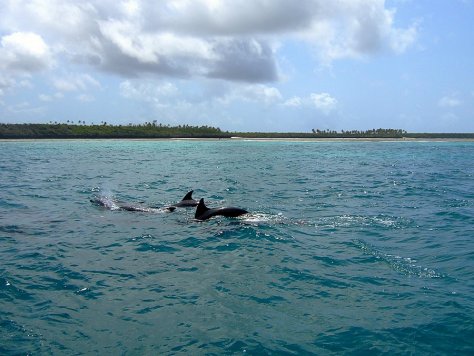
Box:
[317,214,416,230]
[352,239,445,278]
[90,190,172,213]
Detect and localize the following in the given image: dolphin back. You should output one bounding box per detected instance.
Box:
[195,198,210,220]
[215,207,248,217]
[182,190,194,201]
[195,198,248,220]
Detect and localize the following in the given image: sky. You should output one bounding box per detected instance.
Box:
[0,0,473,132]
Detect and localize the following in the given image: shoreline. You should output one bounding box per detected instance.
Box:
[229,137,474,142]
[2,137,474,142]
[2,124,473,142]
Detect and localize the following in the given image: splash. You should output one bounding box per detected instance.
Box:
[90,189,171,213]
[317,214,415,230]
[91,192,121,210]
[353,239,445,278]
[240,212,286,224]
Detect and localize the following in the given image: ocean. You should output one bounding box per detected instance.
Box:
[1,139,473,354]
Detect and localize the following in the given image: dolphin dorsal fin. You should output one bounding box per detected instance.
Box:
[195,198,209,218]
[182,190,194,201]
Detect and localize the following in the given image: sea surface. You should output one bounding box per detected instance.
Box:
[1,139,473,355]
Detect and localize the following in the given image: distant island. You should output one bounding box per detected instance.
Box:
[1,123,474,140]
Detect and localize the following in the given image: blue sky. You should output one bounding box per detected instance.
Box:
[0,0,473,132]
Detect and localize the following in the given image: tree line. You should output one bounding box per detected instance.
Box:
[1,123,473,139]
[0,123,228,139]
[310,128,407,138]
[309,128,474,139]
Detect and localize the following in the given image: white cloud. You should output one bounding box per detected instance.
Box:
[310,92,338,114]
[39,94,53,102]
[390,22,419,54]
[53,73,100,92]
[0,75,15,96]
[219,84,282,105]
[119,80,178,106]
[5,101,45,115]
[53,79,77,92]
[300,1,418,63]
[121,0,141,18]
[120,80,282,109]
[98,19,217,64]
[0,32,52,72]
[283,96,303,107]
[237,84,282,104]
[77,94,95,102]
[1,1,98,39]
[39,92,64,101]
[0,0,417,82]
[438,94,462,108]
[0,73,33,98]
[281,92,338,113]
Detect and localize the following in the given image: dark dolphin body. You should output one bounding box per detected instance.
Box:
[194,198,248,221]
[90,197,176,212]
[168,190,198,208]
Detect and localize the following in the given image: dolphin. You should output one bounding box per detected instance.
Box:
[169,190,198,208]
[90,196,176,212]
[194,198,248,221]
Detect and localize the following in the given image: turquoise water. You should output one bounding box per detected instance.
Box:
[1,139,473,354]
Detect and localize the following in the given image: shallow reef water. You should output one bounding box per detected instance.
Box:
[1,139,473,354]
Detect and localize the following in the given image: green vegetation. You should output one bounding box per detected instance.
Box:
[403,132,474,139]
[307,128,474,139]
[1,123,474,139]
[0,122,228,139]
[310,128,407,138]
[231,128,474,139]
[238,128,409,138]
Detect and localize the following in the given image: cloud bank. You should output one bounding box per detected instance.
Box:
[1,0,417,84]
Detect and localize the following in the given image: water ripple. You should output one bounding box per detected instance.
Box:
[353,239,445,278]
[1,140,473,354]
